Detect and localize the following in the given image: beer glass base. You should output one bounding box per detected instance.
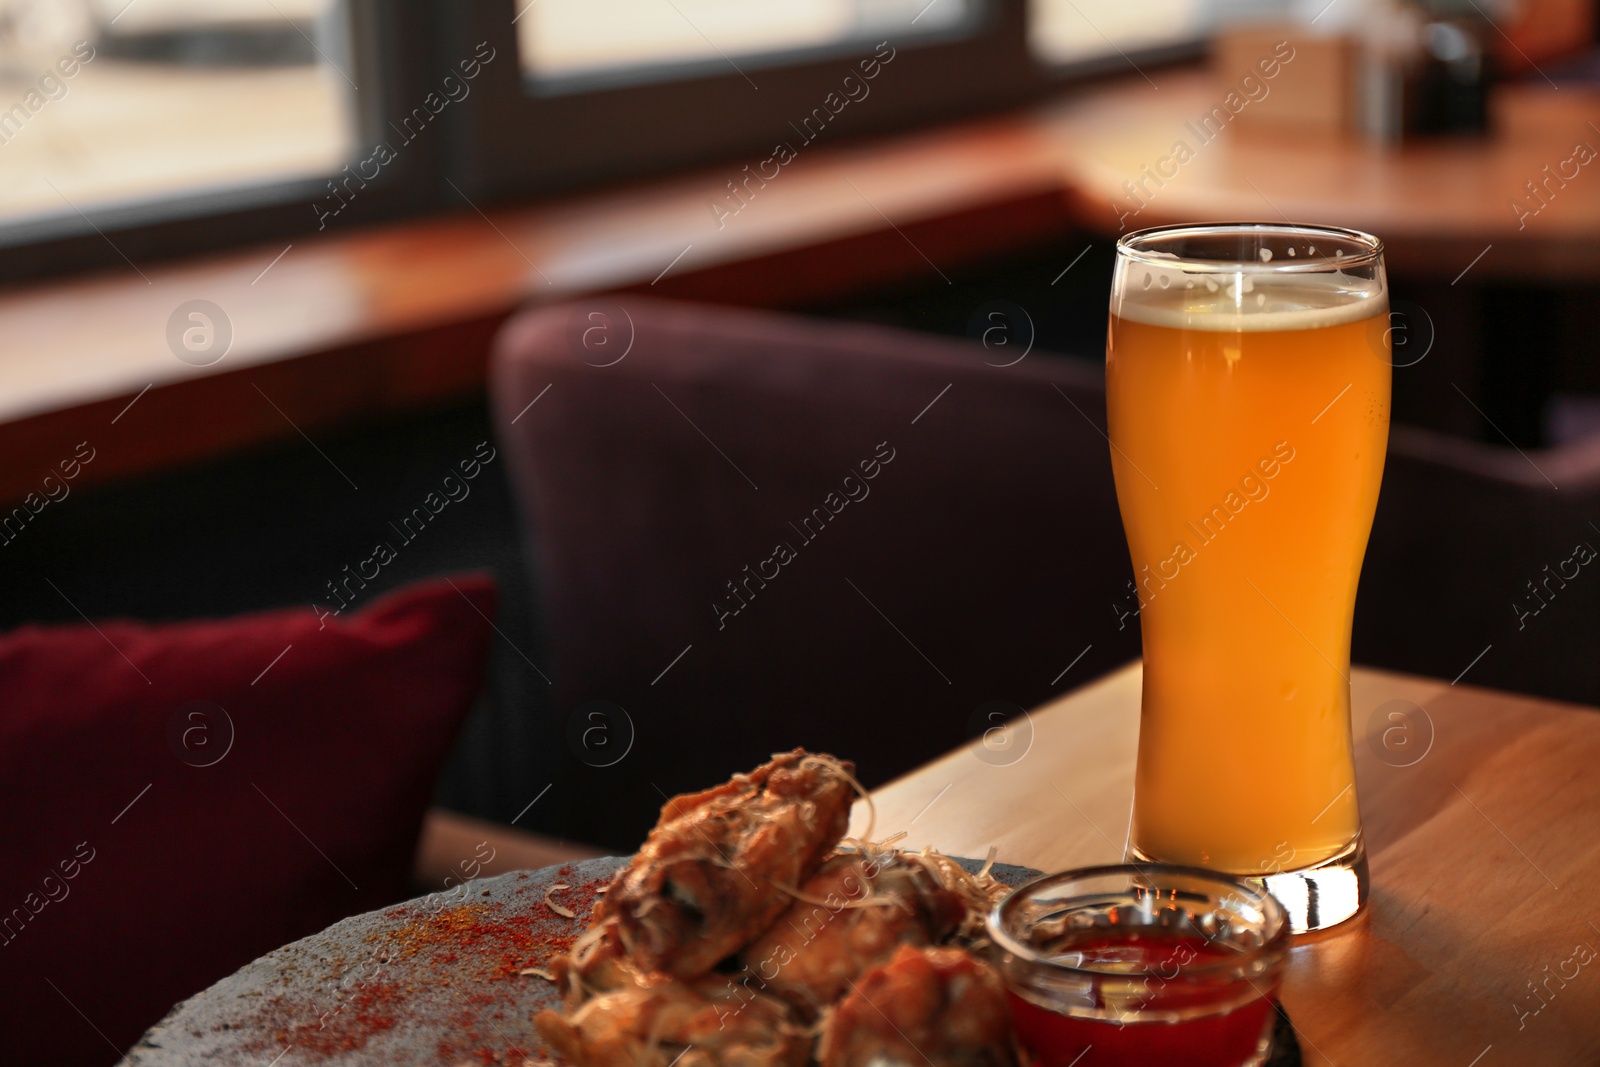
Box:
[1253,836,1368,935]
[1129,837,1369,935]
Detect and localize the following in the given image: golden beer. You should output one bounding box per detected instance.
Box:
[1106,224,1390,932]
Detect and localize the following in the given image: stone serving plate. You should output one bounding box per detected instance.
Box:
[126,856,1299,1066]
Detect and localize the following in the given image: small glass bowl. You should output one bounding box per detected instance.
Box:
[988,864,1289,1067]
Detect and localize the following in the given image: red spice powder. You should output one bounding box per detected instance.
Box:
[227,873,609,1062]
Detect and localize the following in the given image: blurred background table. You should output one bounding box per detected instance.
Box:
[1038,67,1600,448]
[1047,70,1600,283]
[851,662,1600,1065]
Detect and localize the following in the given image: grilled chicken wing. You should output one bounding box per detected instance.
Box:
[819,945,1018,1067]
[594,750,856,977]
[535,974,809,1067]
[738,853,967,1015]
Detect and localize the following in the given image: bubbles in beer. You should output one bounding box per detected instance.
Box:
[1115,268,1386,332]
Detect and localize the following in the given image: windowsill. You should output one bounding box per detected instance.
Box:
[2,68,1590,506]
[0,95,1076,504]
[0,127,1063,423]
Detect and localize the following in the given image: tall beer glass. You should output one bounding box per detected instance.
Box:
[1106,223,1390,933]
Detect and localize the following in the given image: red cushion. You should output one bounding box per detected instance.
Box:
[0,574,498,1067]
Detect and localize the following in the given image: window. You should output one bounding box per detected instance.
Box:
[519,0,974,88]
[0,0,356,227]
[1028,0,1298,68]
[1029,0,1205,65]
[2,0,1245,285]
[452,0,1032,200]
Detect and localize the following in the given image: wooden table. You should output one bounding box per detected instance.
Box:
[850,663,1600,1065]
[1043,71,1600,283]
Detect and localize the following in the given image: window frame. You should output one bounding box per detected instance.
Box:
[0,0,1211,288]
[0,0,441,287]
[443,0,1039,200]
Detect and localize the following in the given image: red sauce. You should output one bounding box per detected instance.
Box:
[1007,932,1274,1067]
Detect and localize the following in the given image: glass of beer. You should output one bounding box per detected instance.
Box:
[1105,223,1390,934]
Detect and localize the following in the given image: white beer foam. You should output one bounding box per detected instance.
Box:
[1113,263,1387,332]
